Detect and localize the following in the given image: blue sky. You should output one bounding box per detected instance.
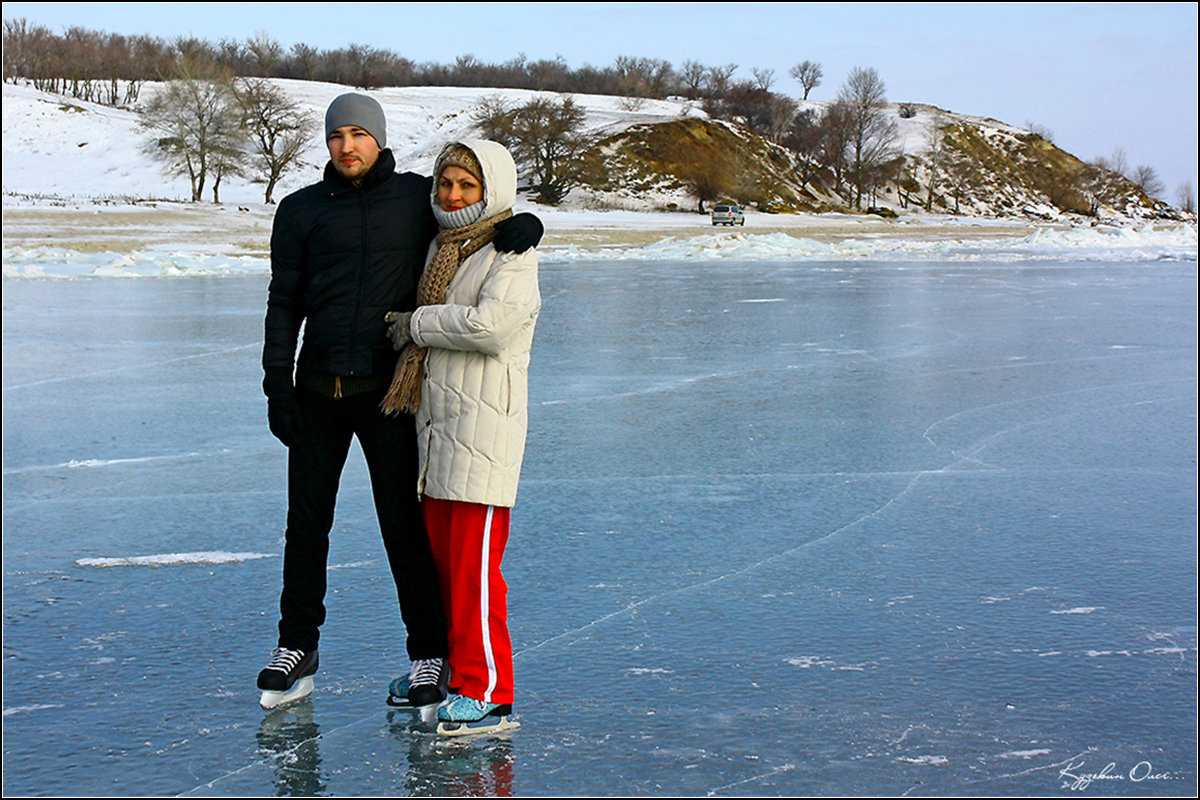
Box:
[5,2,1197,196]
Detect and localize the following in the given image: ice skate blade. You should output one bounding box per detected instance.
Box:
[385,696,441,726]
[259,676,314,710]
[418,704,440,726]
[436,715,520,738]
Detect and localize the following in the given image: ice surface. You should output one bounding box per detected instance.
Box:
[2,256,1196,796]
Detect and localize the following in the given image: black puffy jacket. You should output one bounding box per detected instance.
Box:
[262,150,437,387]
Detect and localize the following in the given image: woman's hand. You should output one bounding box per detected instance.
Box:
[385,311,414,350]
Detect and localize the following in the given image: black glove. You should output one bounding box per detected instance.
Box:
[493,212,543,253]
[263,367,303,448]
[268,394,304,448]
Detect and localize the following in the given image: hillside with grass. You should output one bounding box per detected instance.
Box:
[569,104,1183,224]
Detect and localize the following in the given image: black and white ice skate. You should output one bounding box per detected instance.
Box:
[436,695,520,737]
[257,647,318,710]
[386,658,448,724]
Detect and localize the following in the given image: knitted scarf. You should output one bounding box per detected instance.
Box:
[381,208,513,415]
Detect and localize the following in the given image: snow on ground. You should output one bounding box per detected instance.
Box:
[2,79,1197,277]
[4,217,1194,279]
[75,552,277,568]
[0,79,701,205]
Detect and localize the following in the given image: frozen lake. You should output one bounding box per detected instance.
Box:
[3,256,1196,796]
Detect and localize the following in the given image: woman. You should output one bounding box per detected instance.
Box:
[382,139,539,735]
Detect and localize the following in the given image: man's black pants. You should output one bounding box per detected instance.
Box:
[277,385,446,660]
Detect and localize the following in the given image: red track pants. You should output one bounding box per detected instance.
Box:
[422,496,514,705]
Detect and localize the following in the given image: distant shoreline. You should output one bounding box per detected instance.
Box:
[0,199,1110,258]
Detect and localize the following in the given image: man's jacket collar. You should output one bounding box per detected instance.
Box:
[322,148,397,194]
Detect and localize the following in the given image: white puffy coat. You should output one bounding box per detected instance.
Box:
[411,140,540,508]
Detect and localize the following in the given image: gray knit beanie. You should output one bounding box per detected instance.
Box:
[325,93,386,149]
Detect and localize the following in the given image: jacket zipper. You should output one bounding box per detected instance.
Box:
[348,190,369,376]
[417,413,432,494]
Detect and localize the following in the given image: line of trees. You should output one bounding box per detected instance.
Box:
[3,18,822,108]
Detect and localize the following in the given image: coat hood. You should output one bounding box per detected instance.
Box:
[431,139,518,221]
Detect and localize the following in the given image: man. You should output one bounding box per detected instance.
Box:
[257,93,542,709]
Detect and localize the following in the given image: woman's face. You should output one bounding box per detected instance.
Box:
[438,166,484,212]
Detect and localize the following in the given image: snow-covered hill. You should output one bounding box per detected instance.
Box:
[1,79,705,206]
[5,76,1186,227]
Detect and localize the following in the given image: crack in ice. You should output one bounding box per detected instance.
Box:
[3,342,258,391]
[515,469,929,660]
[704,762,796,796]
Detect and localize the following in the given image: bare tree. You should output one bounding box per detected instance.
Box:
[208,138,244,203]
[613,55,675,98]
[817,100,852,196]
[761,93,799,143]
[1131,165,1165,199]
[1108,146,1129,178]
[751,67,775,91]
[677,150,740,213]
[836,66,900,209]
[139,60,241,202]
[59,26,98,101]
[613,55,651,109]
[321,43,392,89]
[781,108,824,189]
[471,94,517,146]
[246,31,284,77]
[707,80,796,142]
[789,60,822,100]
[526,56,571,91]
[1094,146,1128,179]
[233,78,316,203]
[170,35,217,68]
[704,63,738,98]
[1074,163,1114,217]
[126,34,169,100]
[215,37,245,72]
[1025,120,1054,142]
[475,95,593,205]
[1176,182,1196,214]
[942,146,979,214]
[864,152,904,209]
[680,60,708,98]
[288,43,320,80]
[924,115,950,211]
[353,43,389,88]
[452,54,484,85]
[3,18,37,84]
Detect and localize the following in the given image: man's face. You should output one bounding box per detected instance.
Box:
[327,126,381,183]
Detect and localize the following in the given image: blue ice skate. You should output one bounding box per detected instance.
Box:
[436,694,520,737]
